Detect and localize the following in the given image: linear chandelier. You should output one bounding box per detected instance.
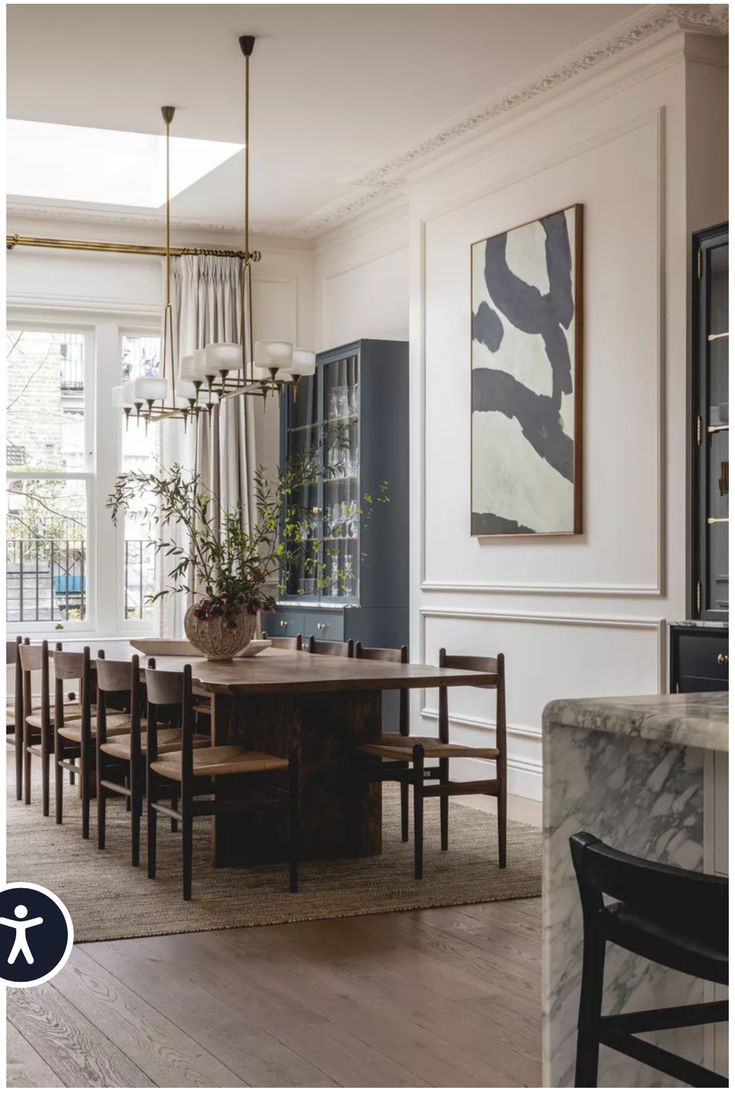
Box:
[112,35,315,427]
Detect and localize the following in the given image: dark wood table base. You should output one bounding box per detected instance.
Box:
[210,690,382,866]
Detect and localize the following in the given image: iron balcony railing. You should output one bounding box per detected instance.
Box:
[6,538,157,622]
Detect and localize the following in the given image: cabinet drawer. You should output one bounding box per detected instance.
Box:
[678,674,728,694]
[302,611,344,643]
[261,610,304,639]
[678,634,729,681]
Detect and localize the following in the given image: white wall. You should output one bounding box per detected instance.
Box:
[316,27,727,800]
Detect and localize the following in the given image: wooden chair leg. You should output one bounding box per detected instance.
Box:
[289,753,300,893]
[182,797,193,901]
[497,781,507,869]
[69,769,75,786]
[81,748,91,840]
[147,776,157,880]
[171,796,178,832]
[131,764,141,868]
[23,722,32,805]
[41,729,51,817]
[439,757,449,851]
[412,744,424,880]
[399,768,409,842]
[14,725,22,801]
[96,747,106,850]
[54,737,64,824]
[574,927,606,1086]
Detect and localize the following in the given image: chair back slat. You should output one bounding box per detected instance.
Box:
[53,649,85,681]
[265,635,303,651]
[440,651,499,675]
[144,667,185,706]
[354,643,406,664]
[6,640,18,666]
[96,657,137,694]
[97,654,140,747]
[19,642,47,673]
[355,643,408,735]
[308,638,353,657]
[570,832,728,946]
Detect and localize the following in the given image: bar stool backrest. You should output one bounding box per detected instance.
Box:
[570,832,727,946]
[354,643,408,735]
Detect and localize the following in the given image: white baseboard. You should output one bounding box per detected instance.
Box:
[448,755,542,803]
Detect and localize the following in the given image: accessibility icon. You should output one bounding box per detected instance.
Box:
[0,883,73,987]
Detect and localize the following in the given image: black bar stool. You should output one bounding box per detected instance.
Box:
[570,831,728,1088]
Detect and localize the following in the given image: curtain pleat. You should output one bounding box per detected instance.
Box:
[156,254,255,636]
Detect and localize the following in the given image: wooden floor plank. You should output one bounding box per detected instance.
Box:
[52,948,247,1088]
[83,938,336,1087]
[7,984,154,1088]
[6,1022,65,1089]
[9,898,542,1088]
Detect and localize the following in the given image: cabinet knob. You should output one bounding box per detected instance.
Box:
[717,653,728,665]
[317,622,327,630]
[279,620,288,628]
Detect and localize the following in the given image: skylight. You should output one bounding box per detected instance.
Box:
[7,119,243,208]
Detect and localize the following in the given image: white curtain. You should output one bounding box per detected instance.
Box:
[157,254,256,636]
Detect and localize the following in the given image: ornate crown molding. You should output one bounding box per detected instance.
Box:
[7,5,727,243]
[293,3,728,237]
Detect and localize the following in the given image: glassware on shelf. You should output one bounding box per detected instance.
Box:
[329,386,350,420]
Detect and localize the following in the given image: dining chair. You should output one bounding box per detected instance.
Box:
[307,637,353,657]
[146,665,301,899]
[96,654,206,866]
[7,636,22,800]
[570,832,728,1087]
[262,633,303,651]
[18,640,52,812]
[356,645,507,879]
[352,644,411,842]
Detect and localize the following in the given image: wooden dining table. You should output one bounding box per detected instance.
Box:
[50,642,495,867]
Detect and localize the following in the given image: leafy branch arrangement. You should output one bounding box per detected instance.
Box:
[107,446,388,625]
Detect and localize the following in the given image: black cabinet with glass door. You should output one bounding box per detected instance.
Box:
[262,339,409,660]
[692,223,728,621]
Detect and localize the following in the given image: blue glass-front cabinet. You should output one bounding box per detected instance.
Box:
[261,339,409,656]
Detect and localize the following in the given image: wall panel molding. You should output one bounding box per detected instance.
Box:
[418,108,666,597]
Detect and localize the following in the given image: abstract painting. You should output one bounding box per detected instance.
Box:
[471,204,583,536]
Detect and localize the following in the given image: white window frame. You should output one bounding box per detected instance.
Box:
[6,309,161,641]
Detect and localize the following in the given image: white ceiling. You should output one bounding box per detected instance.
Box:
[7,4,646,235]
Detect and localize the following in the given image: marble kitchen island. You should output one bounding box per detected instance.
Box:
[542,692,728,1087]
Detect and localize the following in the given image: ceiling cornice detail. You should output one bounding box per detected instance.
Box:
[293,3,728,237]
[7,5,727,243]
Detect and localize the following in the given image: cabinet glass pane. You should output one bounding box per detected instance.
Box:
[705,239,728,615]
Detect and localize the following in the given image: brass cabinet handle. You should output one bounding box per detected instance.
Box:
[717,653,728,665]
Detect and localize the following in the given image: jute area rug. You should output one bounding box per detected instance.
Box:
[7,768,541,944]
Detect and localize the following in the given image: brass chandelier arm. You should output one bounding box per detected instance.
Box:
[6,234,253,259]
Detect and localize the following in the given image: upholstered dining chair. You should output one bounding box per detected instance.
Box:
[146,664,301,900]
[356,645,507,879]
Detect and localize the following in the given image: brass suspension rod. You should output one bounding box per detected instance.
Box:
[6,234,251,259]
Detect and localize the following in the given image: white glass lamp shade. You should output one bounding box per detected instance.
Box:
[192,348,211,381]
[122,379,139,405]
[179,354,196,381]
[166,379,197,407]
[173,378,198,402]
[112,385,133,409]
[289,349,316,377]
[205,342,242,374]
[133,376,167,403]
[254,340,293,371]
